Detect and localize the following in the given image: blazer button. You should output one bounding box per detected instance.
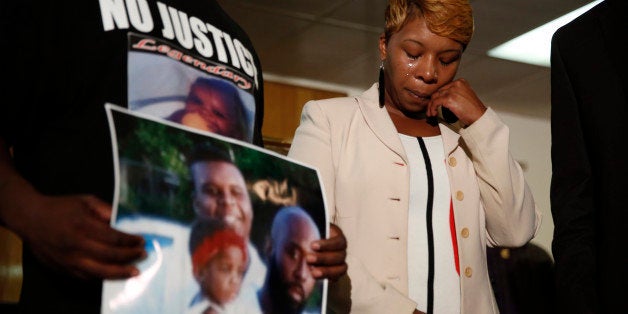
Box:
[460,228,469,238]
[464,267,473,278]
[500,248,511,259]
[456,190,464,201]
[448,157,457,167]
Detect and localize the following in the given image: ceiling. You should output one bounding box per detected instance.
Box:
[217,0,594,119]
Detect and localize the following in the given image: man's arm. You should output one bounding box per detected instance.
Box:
[549,31,598,312]
[0,137,146,280]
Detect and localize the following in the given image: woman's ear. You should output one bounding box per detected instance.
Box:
[378,33,387,60]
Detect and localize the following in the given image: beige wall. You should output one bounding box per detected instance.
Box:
[0,226,23,303]
[261,80,347,155]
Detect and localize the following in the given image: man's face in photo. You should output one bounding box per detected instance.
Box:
[269,212,320,313]
[190,161,253,239]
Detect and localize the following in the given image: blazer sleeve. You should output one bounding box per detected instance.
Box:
[288,101,337,221]
[548,29,597,312]
[288,101,418,314]
[459,108,541,247]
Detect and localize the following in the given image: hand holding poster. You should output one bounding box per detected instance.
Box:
[102,104,328,314]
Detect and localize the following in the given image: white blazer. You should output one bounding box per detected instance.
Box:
[288,83,541,314]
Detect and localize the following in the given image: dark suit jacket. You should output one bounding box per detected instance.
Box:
[550,0,628,313]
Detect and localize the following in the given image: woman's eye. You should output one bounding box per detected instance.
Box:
[406,51,419,59]
[440,55,460,66]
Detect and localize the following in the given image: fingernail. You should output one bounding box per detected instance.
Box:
[311,268,323,278]
[306,254,316,263]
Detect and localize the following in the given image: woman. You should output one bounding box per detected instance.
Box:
[287,0,541,313]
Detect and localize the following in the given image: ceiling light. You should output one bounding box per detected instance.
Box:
[487,0,602,67]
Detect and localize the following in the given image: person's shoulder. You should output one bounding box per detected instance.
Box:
[304,83,378,113]
[554,1,609,39]
[306,94,357,108]
[300,97,362,129]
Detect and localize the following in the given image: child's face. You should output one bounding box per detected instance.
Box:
[182,82,244,140]
[199,246,247,305]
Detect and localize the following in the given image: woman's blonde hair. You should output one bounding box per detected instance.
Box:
[384,0,474,49]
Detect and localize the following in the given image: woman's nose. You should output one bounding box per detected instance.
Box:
[414,56,438,84]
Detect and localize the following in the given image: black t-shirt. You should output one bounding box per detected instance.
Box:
[0,1,263,312]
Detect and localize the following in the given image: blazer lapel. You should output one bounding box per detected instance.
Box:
[356,84,409,164]
[355,83,465,163]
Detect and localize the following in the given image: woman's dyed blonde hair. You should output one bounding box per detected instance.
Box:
[384,0,474,49]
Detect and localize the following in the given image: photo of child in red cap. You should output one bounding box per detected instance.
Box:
[188,218,248,314]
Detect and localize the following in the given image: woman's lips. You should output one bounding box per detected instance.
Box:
[407,88,431,100]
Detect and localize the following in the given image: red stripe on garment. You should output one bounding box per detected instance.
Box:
[449,198,460,275]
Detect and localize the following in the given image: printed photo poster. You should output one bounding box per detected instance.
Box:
[127,32,257,143]
[102,104,328,314]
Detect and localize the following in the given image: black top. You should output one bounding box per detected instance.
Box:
[0,1,263,312]
[550,0,628,312]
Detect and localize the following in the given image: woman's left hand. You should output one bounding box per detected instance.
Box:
[307,223,348,281]
[428,78,487,126]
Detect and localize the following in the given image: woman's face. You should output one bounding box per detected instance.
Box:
[380,14,463,115]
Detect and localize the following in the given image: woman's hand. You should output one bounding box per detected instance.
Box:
[428,78,487,126]
[307,223,348,281]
